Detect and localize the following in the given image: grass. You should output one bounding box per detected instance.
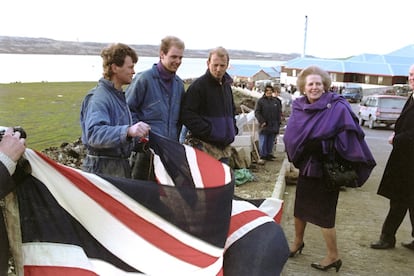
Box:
[0,82,97,150]
[0,81,191,150]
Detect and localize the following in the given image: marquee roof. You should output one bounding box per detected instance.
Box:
[282,45,414,77]
[227,64,280,78]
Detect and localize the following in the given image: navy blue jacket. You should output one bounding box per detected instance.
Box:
[80,78,132,157]
[126,64,185,141]
[180,70,237,148]
[255,96,282,134]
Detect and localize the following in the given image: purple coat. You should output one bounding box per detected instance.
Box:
[283,92,376,186]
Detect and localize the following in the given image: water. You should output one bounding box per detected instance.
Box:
[0,54,283,83]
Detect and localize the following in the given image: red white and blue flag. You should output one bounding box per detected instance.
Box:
[9,132,288,275]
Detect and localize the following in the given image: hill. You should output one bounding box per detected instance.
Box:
[0,36,300,61]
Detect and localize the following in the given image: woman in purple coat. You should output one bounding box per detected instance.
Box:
[284,66,376,272]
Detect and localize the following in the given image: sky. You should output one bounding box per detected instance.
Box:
[2,0,413,59]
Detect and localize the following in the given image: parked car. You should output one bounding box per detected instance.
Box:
[342,87,363,103]
[358,94,407,129]
[392,84,411,97]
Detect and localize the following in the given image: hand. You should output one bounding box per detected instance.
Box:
[388,132,395,145]
[261,122,267,128]
[0,127,26,162]
[128,122,151,138]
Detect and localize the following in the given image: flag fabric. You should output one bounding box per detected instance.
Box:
[9,132,289,275]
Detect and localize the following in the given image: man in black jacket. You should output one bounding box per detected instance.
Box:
[180,47,238,164]
[371,64,414,250]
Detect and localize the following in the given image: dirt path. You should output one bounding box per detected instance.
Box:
[234,141,414,275]
[234,149,284,199]
[280,162,414,275]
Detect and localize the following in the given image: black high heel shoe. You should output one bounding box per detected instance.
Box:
[289,242,305,257]
[311,259,342,272]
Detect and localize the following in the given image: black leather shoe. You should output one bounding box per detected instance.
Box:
[311,259,342,272]
[370,239,395,249]
[401,240,414,250]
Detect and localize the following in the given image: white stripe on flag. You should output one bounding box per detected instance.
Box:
[226,200,274,249]
[258,198,283,219]
[225,216,274,250]
[23,242,93,270]
[24,149,223,275]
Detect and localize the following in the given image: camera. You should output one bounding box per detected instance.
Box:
[0,126,27,141]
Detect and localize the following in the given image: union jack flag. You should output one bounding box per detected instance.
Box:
[7,132,288,275]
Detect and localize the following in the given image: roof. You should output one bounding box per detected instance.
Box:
[283,44,414,77]
[227,64,281,78]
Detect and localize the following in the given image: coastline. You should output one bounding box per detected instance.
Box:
[0,36,300,61]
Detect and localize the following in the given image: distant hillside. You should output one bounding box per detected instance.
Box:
[0,36,300,61]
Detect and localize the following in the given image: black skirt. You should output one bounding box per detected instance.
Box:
[294,174,339,228]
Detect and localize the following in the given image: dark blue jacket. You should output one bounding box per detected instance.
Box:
[255,96,282,134]
[80,78,133,157]
[180,70,237,148]
[80,78,134,177]
[126,64,185,141]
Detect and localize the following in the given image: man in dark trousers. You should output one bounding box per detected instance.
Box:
[254,84,282,162]
[371,63,414,250]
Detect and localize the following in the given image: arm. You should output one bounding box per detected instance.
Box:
[180,85,211,138]
[82,95,129,148]
[0,128,26,198]
[126,73,147,124]
[255,99,266,127]
[393,111,414,148]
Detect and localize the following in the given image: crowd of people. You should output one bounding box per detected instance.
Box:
[2,35,414,275]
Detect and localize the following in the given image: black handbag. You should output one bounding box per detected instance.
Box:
[322,140,358,191]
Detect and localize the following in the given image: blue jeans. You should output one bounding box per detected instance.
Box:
[259,132,276,158]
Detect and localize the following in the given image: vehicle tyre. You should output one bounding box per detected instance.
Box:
[368,118,375,129]
[358,117,365,126]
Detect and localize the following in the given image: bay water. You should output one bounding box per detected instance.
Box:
[0,54,283,83]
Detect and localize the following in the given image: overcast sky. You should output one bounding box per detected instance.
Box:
[2,0,412,58]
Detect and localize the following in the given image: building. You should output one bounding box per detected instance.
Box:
[280,45,414,89]
[227,64,281,89]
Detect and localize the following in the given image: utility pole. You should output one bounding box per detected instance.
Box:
[302,15,308,58]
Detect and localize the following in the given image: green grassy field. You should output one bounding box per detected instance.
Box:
[0,82,97,150]
[0,81,192,150]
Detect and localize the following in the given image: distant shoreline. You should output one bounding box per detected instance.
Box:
[0,36,301,61]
